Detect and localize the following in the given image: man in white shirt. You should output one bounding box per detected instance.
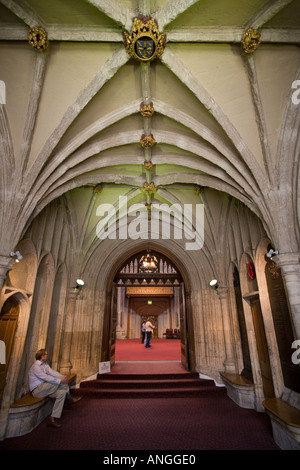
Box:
[145,318,154,348]
[29,349,81,428]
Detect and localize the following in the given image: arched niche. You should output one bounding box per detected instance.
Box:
[232,264,253,381]
[256,239,300,395]
[239,252,275,407]
[0,297,19,405]
[0,291,32,439]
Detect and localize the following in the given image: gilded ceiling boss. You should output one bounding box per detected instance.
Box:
[123,16,166,62]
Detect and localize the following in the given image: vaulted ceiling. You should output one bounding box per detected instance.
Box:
[1,0,300,270]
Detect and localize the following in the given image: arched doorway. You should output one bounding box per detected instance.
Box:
[0,297,19,405]
[102,249,194,371]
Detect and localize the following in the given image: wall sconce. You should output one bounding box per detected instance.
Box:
[73,279,85,293]
[209,279,219,289]
[266,249,279,259]
[10,251,23,263]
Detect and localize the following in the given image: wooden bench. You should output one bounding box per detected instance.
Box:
[220,372,255,409]
[6,374,76,438]
[263,397,300,450]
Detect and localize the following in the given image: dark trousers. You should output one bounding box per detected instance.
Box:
[145,331,152,348]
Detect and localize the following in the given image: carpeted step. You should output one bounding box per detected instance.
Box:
[79,378,215,390]
[96,372,200,381]
[74,370,226,399]
[73,385,226,399]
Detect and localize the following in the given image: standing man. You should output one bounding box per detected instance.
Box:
[141,321,146,344]
[145,317,154,348]
[28,349,81,428]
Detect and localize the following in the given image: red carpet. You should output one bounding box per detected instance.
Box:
[0,392,279,451]
[115,338,181,362]
[0,339,281,452]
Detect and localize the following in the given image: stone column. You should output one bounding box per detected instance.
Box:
[273,253,300,339]
[59,289,77,374]
[217,287,236,372]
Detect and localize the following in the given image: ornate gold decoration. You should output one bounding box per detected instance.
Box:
[123,17,166,62]
[28,26,49,52]
[140,102,155,117]
[268,261,281,280]
[144,161,153,170]
[241,28,261,53]
[93,184,103,194]
[140,134,155,148]
[126,286,173,296]
[141,182,157,194]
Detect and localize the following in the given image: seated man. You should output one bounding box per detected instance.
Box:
[28,349,82,428]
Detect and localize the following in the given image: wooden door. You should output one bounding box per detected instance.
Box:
[0,297,19,405]
[251,297,275,398]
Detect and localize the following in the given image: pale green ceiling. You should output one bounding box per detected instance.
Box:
[0,0,299,262]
